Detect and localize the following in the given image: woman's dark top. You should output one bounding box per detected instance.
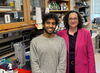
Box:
[68,31,77,73]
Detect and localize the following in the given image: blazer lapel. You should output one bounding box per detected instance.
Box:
[75,29,82,56]
[65,30,69,54]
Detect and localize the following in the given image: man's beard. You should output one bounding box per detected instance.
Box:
[44,27,55,34]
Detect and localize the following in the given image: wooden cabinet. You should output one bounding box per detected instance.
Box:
[0,0,37,58]
[0,0,35,33]
[45,0,70,13]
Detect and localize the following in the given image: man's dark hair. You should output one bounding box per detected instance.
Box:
[63,10,83,29]
[42,13,59,25]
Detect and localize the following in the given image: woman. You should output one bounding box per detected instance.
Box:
[57,10,96,73]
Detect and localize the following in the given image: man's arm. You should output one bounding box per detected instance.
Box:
[30,40,43,73]
[56,39,66,73]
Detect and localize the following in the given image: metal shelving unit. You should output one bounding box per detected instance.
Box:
[0,28,34,58]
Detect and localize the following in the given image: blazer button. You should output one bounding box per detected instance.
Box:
[71,61,74,65]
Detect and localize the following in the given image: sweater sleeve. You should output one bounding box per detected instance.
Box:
[87,31,96,73]
[56,39,66,73]
[30,40,44,73]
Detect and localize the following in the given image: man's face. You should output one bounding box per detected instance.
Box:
[43,19,57,34]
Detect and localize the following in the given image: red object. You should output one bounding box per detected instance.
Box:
[18,69,32,73]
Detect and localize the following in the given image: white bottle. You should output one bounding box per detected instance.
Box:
[7,63,14,73]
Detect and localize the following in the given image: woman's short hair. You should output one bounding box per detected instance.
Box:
[63,10,83,29]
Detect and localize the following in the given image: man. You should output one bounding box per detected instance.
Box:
[30,13,66,73]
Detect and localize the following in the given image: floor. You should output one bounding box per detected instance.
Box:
[95,52,100,73]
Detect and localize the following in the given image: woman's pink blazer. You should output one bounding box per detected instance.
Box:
[57,28,96,73]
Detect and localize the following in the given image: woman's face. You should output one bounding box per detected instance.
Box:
[68,12,79,28]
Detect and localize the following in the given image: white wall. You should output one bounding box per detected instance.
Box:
[90,0,100,23]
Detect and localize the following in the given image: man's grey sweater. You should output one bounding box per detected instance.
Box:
[30,34,66,73]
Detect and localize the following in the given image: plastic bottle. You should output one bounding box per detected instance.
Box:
[7,63,13,73]
[24,55,31,70]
